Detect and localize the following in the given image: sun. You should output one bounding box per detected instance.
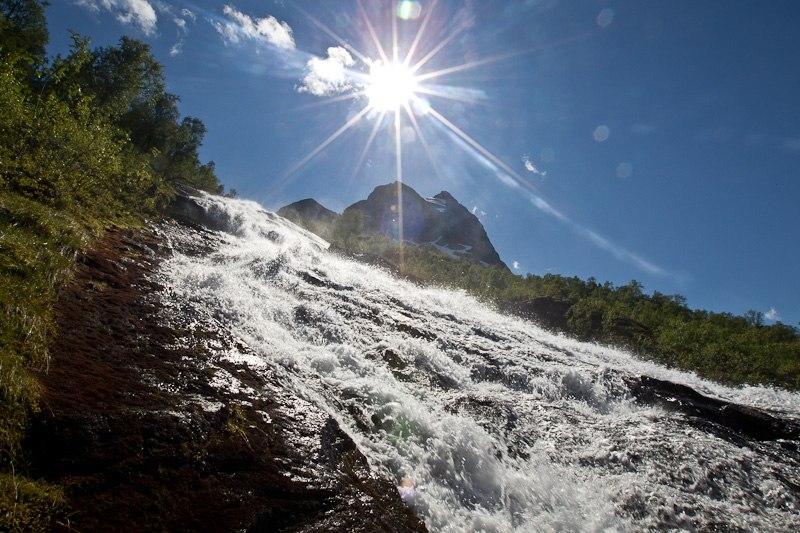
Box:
[365,60,419,112]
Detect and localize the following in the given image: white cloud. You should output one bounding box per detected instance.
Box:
[512,260,521,270]
[522,155,546,178]
[297,46,355,96]
[215,4,295,50]
[76,0,158,36]
[213,20,240,44]
[765,307,781,321]
[181,8,196,23]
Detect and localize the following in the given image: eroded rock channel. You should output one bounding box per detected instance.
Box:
[27,221,425,532]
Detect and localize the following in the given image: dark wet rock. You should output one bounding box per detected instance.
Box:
[27,223,426,532]
[248,256,284,280]
[395,322,436,341]
[472,326,503,343]
[628,375,800,442]
[301,270,327,287]
[167,194,232,233]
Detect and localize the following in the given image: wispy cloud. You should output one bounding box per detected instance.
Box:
[783,138,800,153]
[158,3,196,56]
[630,122,656,135]
[75,0,158,36]
[765,307,781,321]
[522,155,546,178]
[297,46,355,96]
[213,4,295,50]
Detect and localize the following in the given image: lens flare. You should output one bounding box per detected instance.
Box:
[397,1,422,21]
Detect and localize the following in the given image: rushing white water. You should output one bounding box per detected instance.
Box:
[158,194,800,532]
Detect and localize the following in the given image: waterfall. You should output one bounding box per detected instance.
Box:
[157,193,800,532]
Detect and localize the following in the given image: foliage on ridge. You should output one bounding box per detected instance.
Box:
[1,1,226,527]
[322,198,800,391]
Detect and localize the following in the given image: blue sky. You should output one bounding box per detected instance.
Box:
[49,1,800,326]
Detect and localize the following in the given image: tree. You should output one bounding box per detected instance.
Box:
[332,209,364,249]
[0,0,48,65]
[744,309,764,327]
[566,298,609,340]
[74,36,167,120]
[45,35,222,195]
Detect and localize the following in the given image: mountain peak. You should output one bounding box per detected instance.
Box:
[277,198,338,241]
[433,190,455,202]
[277,198,337,223]
[277,182,506,269]
[344,182,506,268]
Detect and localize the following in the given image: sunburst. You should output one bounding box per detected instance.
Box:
[364,60,420,113]
[277,0,669,278]
[287,1,524,187]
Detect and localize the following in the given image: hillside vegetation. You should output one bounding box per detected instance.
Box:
[325,212,800,390]
[1,1,226,528]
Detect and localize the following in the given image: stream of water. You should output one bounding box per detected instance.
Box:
[157,194,800,532]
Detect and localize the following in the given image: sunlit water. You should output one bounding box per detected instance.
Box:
[157,194,800,532]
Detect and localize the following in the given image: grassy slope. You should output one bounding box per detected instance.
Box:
[0,191,110,529]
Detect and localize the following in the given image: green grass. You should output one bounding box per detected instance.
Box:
[0,472,66,532]
[0,191,101,529]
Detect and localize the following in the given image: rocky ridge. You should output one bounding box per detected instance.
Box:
[277,199,338,242]
[279,182,507,269]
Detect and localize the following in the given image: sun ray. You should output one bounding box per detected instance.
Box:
[414,84,488,105]
[402,102,447,183]
[277,2,670,279]
[391,0,399,63]
[402,0,440,69]
[357,0,392,65]
[282,105,372,180]
[394,109,405,253]
[408,17,471,75]
[293,4,372,65]
[425,106,530,190]
[414,30,600,84]
[352,111,387,181]
[414,51,521,83]
[291,90,364,112]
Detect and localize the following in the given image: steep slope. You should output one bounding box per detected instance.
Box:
[343,182,506,268]
[27,221,426,532]
[160,194,800,531]
[30,193,800,532]
[277,198,339,242]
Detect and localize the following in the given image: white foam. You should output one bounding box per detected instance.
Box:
[157,194,800,532]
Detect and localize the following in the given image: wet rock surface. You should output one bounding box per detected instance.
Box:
[28,222,426,532]
[627,375,800,442]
